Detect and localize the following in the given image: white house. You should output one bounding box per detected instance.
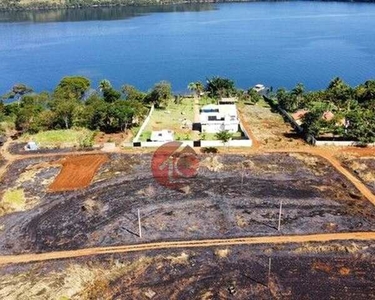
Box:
[150,130,174,142]
[253,84,266,93]
[24,141,39,151]
[200,103,239,133]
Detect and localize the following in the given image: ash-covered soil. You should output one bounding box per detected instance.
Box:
[0,153,375,255]
[1,241,375,299]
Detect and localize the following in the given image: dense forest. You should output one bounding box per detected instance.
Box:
[1,0,375,11]
[0,77,174,137]
[0,0,251,11]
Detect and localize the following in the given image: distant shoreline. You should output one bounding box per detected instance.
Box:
[1,0,374,12]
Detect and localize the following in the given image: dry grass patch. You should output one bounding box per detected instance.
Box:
[294,242,362,254]
[81,199,104,215]
[16,169,42,184]
[350,161,368,171]
[362,171,375,182]
[0,257,155,300]
[166,252,189,264]
[137,185,156,197]
[236,215,247,228]
[289,153,324,176]
[200,156,223,172]
[348,159,375,184]
[215,248,230,259]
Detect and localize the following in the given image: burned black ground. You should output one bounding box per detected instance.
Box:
[0,153,374,255]
[1,242,375,299]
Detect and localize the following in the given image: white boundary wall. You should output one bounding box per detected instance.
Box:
[131,106,253,148]
[141,140,194,148]
[238,116,252,141]
[201,139,252,147]
[315,140,375,147]
[133,104,154,143]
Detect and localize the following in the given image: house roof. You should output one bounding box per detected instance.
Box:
[219,97,237,103]
[26,141,38,151]
[151,130,173,140]
[202,104,219,109]
[292,109,309,120]
[201,104,220,112]
[322,111,335,121]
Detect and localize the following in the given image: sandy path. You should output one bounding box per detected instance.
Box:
[0,232,374,265]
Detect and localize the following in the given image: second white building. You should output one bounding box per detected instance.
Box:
[199,102,239,133]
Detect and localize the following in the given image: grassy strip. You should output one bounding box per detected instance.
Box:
[20,128,95,148]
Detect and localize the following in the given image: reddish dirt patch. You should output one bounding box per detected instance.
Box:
[49,155,108,192]
[94,132,131,145]
[339,267,351,276]
[312,261,332,273]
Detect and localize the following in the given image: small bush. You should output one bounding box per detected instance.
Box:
[79,133,95,148]
[201,147,218,154]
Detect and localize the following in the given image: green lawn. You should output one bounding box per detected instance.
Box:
[202,131,244,141]
[139,98,195,141]
[20,128,95,148]
[0,189,26,216]
[199,96,217,107]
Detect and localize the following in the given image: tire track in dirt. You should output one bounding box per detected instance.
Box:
[0,232,374,265]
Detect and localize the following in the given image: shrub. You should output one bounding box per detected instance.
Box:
[201,147,218,154]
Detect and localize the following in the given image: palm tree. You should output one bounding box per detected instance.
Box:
[327,77,352,108]
[290,83,305,110]
[291,83,305,98]
[99,79,112,92]
[215,130,234,150]
[188,81,204,98]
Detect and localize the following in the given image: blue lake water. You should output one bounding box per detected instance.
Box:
[1,2,375,94]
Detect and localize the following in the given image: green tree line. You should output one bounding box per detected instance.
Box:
[0,76,173,134]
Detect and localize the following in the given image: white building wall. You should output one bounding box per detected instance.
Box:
[314,141,375,147]
[201,140,252,147]
[202,122,238,133]
[140,141,194,148]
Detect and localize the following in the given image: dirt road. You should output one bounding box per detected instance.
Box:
[0,136,16,181]
[0,232,374,265]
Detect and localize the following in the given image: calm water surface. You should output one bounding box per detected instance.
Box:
[1,2,375,93]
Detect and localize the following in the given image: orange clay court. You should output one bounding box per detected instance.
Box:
[49,154,108,192]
